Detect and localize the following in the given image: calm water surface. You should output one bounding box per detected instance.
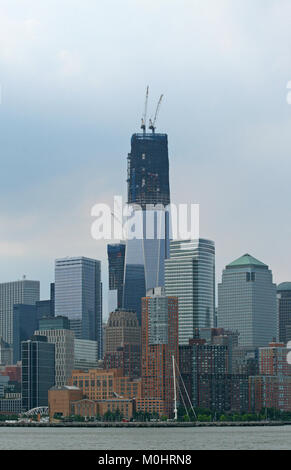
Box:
[0,426,291,450]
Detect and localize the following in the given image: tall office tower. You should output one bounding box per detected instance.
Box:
[165,239,216,346]
[13,304,38,363]
[141,287,179,418]
[21,335,55,411]
[105,310,140,354]
[218,254,277,348]
[0,279,40,346]
[55,257,102,358]
[277,282,291,344]
[35,318,74,387]
[123,132,170,324]
[107,243,126,311]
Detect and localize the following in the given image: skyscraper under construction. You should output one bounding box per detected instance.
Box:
[123,91,170,323]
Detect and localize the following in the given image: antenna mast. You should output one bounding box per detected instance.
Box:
[141,86,149,133]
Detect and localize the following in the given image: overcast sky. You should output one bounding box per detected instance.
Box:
[1,0,291,315]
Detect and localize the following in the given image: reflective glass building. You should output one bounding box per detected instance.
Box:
[218,254,277,347]
[123,133,170,323]
[165,239,215,345]
[55,257,102,358]
[21,335,55,411]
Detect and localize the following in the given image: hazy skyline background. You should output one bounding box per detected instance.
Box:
[1,0,291,316]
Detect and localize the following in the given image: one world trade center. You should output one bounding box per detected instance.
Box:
[123,113,171,324]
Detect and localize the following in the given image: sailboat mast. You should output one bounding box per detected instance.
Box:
[172,355,178,421]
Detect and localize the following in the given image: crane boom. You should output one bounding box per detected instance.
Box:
[149,94,164,133]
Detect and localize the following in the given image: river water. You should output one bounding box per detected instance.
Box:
[0,426,291,450]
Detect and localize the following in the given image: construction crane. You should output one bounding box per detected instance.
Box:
[141,86,149,133]
[149,94,164,133]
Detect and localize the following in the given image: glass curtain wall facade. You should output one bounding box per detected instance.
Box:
[55,257,102,358]
[123,133,170,324]
[21,335,55,411]
[165,239,215,346]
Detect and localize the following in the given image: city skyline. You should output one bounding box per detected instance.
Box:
[1,1,291,309]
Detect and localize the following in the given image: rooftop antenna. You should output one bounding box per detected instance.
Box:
[149,94,163,133]
[141,86,149,133]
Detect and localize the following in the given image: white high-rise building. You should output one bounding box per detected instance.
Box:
[165,239,215,345]
[0,279,40,345]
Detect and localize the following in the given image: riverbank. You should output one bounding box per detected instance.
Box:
[1,420,291,428]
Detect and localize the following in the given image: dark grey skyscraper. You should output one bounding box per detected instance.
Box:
[127,133,170,208]
[277,282,291,345]
[21,335,55,411]
[123,132,170,323]
[13,304,38,363]
[107,243,126,310]
[55,257,102,358]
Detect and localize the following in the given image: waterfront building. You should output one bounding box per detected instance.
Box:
[70,368,141,401]
[21,335,55,411]
[48,385,134,421]
[249,375,291,413]
[141,287,179,417]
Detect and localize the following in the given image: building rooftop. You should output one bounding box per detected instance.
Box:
[227,254,267,269]
[50,385,80,391]
[277,282,291,292]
